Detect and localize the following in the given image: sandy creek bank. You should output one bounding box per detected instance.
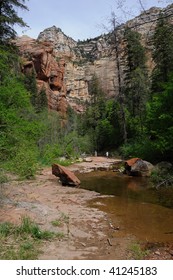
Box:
[0,157,172,259]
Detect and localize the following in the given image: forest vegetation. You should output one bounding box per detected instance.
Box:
[1,0,173,181]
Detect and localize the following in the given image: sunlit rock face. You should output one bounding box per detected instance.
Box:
[36,5,173,103]
[38,25,77,58]
[36,26,123,108]
[15,35,67,117]
[16,4,173,113]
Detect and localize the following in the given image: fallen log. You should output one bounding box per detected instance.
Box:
[52,163,81,186]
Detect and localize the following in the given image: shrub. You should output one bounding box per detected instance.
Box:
[40,143,63,165]
[120,137,162,163]
[9,144,38,179]
[0,169,8,185]
[129,242,149,260]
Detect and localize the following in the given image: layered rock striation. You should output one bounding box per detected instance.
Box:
[36,5,173,103]
[16,4,173,114]
[15,35,67,116]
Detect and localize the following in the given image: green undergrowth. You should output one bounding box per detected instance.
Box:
[0,216,64,260]
[0,169,9,185]
[129,242,150,260]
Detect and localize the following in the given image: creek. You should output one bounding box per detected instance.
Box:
[77,171,173,243]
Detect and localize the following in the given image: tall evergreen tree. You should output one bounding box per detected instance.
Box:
[123,27,149,136]
[85,74,105,150]
[0,0,28,44]
[152,12,173,92]
[111,13,127,143]
[24,70,38,106]
[146,76,173,161]
[145,13,173,161]
[82,74,121,152]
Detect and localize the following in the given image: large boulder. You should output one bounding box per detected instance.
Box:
[124,158,154,177]
[52,163,81,186]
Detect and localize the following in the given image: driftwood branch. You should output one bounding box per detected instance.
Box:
[156,177,173,189]
[107,238,113,246]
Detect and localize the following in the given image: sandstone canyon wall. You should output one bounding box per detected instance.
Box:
[16,4,173,114]
[15,35,68,116]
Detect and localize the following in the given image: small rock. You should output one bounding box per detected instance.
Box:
[155,250,160,255]
[169,250,173,256]
[84,157,93,162]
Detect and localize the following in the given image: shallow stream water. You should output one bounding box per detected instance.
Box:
[77,171,173,243]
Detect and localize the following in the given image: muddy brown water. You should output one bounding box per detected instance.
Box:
[77,171,173,243]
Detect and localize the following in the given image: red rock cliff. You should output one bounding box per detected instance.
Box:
[15,35,67,117]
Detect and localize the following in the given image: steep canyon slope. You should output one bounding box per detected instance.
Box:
[16,4,173,114]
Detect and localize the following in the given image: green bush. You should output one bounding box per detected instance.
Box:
[9,144,38,179]
[129,242,149,260]
[0,169,8,185]
[40,143,63,165]
[120,137,161,162]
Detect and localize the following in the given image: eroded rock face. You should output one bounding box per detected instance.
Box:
[16,4,173,114]
[35,5,173,108]
[37,27,116,101]
[38,25,77,59]
[15,36,67,117]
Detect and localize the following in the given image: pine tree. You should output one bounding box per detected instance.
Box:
[123,27,149,136]
[110,12,127,143]
[24,70,38,107]
[145,13,173,161]
[146,76,173,161]
[0,0,28,44]
[85,74,105,150]
[152,12,173,92]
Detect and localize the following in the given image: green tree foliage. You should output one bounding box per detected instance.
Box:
[2,0,173,177]
[24,70,47,112]
[152,13,173,92]
[110,12,127,143]
[121,15,173,163]
[124,27,147,72]
[0,47,45,178]
[0,0,94,176]
[37,88,47,112]
[0,0,28,44]
[144,13,173,162]
[146,75,173,161]
[24,70,38,106]
[83,74,106,150]
[37,107,94,165]
[81,75,122,152]
[123,27,149,137]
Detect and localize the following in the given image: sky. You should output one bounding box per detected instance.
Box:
[15,0,172,41]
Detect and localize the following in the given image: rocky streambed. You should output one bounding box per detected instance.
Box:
[0,157,173,260]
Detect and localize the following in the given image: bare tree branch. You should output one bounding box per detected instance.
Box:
[138,0,147,13]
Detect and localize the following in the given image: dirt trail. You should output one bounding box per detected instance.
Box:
[0,157,134,260]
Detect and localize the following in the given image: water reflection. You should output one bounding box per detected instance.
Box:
[78,171,173,242]
[91,196,173,242]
